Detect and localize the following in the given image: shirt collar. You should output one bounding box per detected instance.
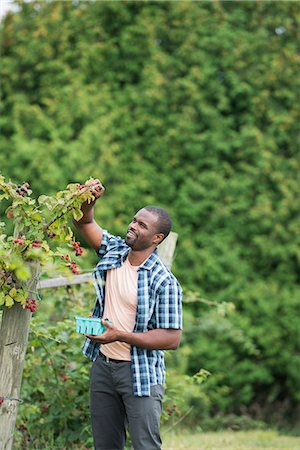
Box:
[139,249,159,271]
[96,245,159,271]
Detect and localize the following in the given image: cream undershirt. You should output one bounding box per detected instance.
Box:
[101,257,139,361]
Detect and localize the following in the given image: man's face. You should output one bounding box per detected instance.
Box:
[125,208,162,251]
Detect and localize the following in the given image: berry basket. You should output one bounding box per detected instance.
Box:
[75,316,106,335]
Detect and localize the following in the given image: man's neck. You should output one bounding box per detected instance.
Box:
[127,247,156,267]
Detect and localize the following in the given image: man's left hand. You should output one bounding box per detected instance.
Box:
[85,320,120,343]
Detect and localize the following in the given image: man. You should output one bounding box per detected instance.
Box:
[73,179,182,450]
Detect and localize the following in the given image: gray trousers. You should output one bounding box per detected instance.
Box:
[90,354,164,450]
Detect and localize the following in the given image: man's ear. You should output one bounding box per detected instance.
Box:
[153,233,165,246]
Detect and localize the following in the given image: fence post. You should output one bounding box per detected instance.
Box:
[0,265,40,450]
[157,231,178,269]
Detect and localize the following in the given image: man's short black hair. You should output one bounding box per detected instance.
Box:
[143,206,172,241]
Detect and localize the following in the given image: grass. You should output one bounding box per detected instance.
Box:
[162,430,300,450]
[14,429,300,449]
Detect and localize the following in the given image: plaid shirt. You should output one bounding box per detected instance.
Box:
[82,230,182,396]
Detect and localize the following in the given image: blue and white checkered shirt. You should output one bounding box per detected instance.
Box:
[82,230,182,396]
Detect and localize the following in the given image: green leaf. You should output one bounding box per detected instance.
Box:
[9,287,17,298]
[38,195,48,204]
[31,213,43,221]
[5,295,14,307]
[15,265,31,281]
[0,292,5,306]
[41,242,50,252]
[72,208,83,221]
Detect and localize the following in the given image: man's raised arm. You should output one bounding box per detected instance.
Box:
[73,179,104,251]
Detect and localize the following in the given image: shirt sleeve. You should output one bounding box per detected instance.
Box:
[155,278,183,329]
[96,230,125,258]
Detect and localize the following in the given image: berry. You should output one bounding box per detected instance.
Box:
[41,404,49,414]
[18,423,27,432]
[6,210,15,219]
[61,374,69,382]
[68,260,80,274]
[166,405,172,416]
[13,239,24,246]
[32,240,41,248]
[0,399,4,405]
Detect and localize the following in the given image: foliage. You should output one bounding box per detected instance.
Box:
[0,175,96,309]
[15,293,93,447]
[1,0,300,431]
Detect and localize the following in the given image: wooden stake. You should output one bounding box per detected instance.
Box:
[0,266,39,450]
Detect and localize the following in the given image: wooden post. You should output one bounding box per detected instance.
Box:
[157,231,178,269]
[0,266,39,450]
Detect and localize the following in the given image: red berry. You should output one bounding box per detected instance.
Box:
[18,423,27,432]
[7,211,15,219]
[14,239,24,246]
[166,405,172,416]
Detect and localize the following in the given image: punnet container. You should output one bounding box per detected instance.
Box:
[75,316,106,335]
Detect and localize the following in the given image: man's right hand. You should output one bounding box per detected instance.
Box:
[73,178,104,251]
[85,178,105,201]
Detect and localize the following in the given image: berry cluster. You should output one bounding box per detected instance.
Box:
[73,241,83,256]
[61,254,80,273]
[31,239,41,248]
[68,261,80,274]
[14,238,24,246]
[165,404,178,417]
[16,182,30,197]
[24,298,37,313]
